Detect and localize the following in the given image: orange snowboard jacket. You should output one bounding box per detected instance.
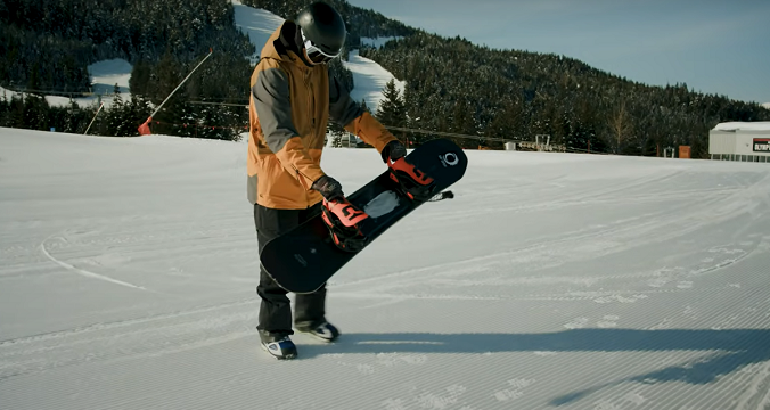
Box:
[247,21,398,209]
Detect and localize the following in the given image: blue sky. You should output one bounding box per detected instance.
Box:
[346,0,770,104]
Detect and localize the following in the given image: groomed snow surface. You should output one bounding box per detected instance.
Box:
[2,128,770,409]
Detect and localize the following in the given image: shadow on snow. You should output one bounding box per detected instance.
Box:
[297,328,770,406]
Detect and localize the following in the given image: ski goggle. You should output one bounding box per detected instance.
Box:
[301,29,339,65]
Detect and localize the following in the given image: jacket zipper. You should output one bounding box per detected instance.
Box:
[305,69,314,208]
[310,85,315,209]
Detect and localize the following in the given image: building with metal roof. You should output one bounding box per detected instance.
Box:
[709,122,770,163]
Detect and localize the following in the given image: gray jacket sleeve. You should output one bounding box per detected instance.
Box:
[328,71,364,127]
[252,67,299,153]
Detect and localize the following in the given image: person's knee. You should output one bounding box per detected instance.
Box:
[257,283,288,298]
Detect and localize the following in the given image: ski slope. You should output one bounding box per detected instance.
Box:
[0,59,132,110]
[2,128,770,409]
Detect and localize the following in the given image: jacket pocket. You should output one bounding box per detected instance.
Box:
[257,154,306,207]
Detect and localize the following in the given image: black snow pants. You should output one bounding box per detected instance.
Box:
[254,202,326,335]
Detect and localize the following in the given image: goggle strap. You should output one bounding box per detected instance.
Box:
[301,28,339,60]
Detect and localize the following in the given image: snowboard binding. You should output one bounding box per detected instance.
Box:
[321,197,369,253]
[386,156,436,202]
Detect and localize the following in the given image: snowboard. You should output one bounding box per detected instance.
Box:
[260,137,468,294]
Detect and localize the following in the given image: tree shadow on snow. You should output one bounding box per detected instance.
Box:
[298,328,770,405]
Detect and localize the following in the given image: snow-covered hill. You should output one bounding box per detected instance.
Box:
[2,128,770,409]
[0,58,132,110]
[0,1,401,116]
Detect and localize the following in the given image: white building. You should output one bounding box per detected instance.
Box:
[325,131,363,148]
[709,122,770,163]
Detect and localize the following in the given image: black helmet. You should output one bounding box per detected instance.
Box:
[296,1,346,64]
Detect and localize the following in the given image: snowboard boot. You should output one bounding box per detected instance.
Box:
[296,320,340,343]
[259,330,297,360]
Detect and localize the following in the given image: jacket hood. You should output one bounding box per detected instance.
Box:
[260,21,311,68]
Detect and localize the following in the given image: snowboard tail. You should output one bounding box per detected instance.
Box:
[260,138,468,293]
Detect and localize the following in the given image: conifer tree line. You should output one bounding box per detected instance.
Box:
[1,0,262,140]
[2,0,769,154]
[233,0,770,157]
[360,34,770,156]
[0,0,365,140]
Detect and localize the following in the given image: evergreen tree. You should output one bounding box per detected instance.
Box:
[106,83,125,136]
[22,93,49,130]
[376,79,406,128]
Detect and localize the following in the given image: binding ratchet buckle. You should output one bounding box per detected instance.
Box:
[321,197,368,253]
[387,156,435,201]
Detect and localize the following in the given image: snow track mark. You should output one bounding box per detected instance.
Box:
[40,235,146,290]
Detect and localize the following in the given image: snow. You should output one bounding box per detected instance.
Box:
[360,36,404,49]
[342,49,405,114]
[363,190,401,218]
[2,128,770,409]
[713,121,770,132]
[230,0,285,62]
[0,59,132,110]
[84,58,133,98]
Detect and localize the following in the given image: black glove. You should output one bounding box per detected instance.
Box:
[381,139,407,163]
[312,175,344,200]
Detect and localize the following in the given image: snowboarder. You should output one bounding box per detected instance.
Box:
[247,1,407,359]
